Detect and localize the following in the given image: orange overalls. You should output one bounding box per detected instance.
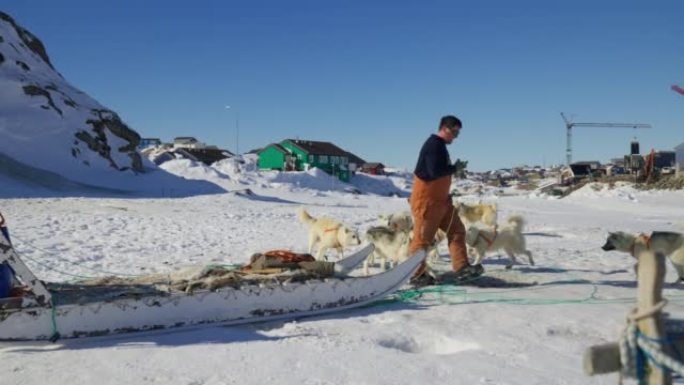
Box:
[408,174,468,272]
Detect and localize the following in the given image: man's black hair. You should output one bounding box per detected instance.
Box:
[439,115,462,130]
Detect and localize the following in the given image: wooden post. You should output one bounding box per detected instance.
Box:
[584,250,676,385]
[634,250,670,385]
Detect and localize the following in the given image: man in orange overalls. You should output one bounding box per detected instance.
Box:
[408,115,483,283]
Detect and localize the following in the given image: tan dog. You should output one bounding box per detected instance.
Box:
[298,208,361,261]
[465,215,533,269]
[602,231,684,282]
[455,201,497,228]
[377,211,445,264]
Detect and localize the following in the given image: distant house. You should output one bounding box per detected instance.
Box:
[142,137,233,166]
[257,139,352,182]
[258,143,295,171]
[173,137,206,149]
[183,148,233,165]
[138,138,162,150]
[360,162,385,175]
[652,151,676,169]
[676,142,684,175]
[344,152,367,174]
[570,161,601,177]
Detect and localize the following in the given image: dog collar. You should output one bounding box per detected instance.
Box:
[630,233,652,256]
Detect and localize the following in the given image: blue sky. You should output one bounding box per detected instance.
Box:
[4,1,683,171]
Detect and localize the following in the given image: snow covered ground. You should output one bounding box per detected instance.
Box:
[1,161,684,385]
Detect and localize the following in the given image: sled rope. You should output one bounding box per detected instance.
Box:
[13,249,99,280]
[379,282,684,309]
[12,235,144,278]
[618,300,684,382]
[49,301,60,342]
[14,236,243,281]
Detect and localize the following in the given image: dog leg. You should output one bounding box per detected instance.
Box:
[505,248,517,270]
[308,234,318,254]
[316,247,328,261]
[427,246,439,264]
[671,263,684,284]
[523,250,535,266]
[472,249,485,265]
[367,250,376,266]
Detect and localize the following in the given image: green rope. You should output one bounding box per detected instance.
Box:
[48,301,60,342]
[374,282,684,308]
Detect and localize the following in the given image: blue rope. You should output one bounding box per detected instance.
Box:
[636,329,684,380]
[635,326,648,384]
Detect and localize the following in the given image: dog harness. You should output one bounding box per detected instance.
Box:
[323,226,342,248]
[630,233,652,256]
[477,228,498,249]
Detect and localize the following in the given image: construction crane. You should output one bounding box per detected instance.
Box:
[560,112,652,165]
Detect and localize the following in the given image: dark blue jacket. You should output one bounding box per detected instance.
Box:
[413,134,455,181]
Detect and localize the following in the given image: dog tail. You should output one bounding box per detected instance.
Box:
[506,215,525,233]
[298,207,316,226]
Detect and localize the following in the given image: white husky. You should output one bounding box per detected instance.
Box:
[363,226,411,274]
[602,231,684,282]
[465,215,534,269]
[378,211,413,232]
[298,208,361,261]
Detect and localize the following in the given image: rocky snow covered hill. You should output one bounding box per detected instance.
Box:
[0,11,222,197]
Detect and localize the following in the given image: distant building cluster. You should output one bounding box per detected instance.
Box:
[557,139,684,186]
[138,137,235,166]
[138,136,382,182]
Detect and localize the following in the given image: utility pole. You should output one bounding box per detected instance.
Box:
[560,113,651,165]
[225,105,239,157]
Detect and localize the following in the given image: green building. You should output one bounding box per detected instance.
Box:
[257,139,354,182]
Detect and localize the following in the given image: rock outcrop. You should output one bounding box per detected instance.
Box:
[0,11,144,178]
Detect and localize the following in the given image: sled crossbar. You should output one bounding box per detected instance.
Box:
[0,235,52,307]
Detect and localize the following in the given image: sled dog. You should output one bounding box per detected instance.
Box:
[465,215,534,269]
[298,208,361,261]
[455,201,497,228]
[364,226,411,272]
[601,231,684,281]
[378,211,413,232]
[376,211,446,264]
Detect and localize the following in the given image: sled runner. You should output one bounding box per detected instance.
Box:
[0,219,425,341]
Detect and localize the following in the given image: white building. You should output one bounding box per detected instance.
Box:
[173,136,207,149]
